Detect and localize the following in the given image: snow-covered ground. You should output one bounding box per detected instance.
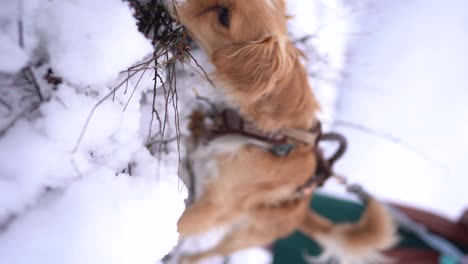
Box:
[322,0,468,221]
[0,0,186,263]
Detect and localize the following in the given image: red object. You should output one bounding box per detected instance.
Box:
[390,203,468,246]
[386,248,439,264]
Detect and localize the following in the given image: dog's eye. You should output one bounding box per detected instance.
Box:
[217,7,230,27]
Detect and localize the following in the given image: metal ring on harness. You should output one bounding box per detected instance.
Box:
[312,131,348,186]
[319,132,348,167]
[294,130,348,196]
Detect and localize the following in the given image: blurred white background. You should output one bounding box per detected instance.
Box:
[325,0,468,220]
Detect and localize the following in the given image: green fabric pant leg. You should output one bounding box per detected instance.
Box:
[273,193,430,264]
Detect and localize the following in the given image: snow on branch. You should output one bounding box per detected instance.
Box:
[0,1,192,263]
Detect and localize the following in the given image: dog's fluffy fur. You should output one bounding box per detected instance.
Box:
[169,0,398,263]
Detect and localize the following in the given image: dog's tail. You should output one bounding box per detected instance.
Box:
[298,197,398,264]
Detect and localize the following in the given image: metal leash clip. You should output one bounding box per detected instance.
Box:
[332,173,371,203]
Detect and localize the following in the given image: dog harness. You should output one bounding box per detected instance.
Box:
[189,108,348,199]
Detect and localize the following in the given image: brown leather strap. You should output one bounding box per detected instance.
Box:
[216,109,348,190]
[281,127,319,145]
[190,108,348,201]
[212,109,287,145]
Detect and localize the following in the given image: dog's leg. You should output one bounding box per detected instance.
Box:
[177,183,296,239]
[177,198,238,238]
[297,208,334,236]
[182,200,307,264]
[178,199,218,237]
[299,198,398,263]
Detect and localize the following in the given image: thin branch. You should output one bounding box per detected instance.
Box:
[128,163,132,177]
[170,62,182,179]
[0,103,39,138]
[335,120,400,143]
[334,119,450,175]
[72,69,143,153]
[0,213,17,233]
[17,1,24,48]
[24,68,44,102]
[146,136,178,148]
[123,69,130,95]
[148,56,164,143]
[121,55,177,74]
[186,51,215,87]
[18,21,24,49]
[123,59,153,111]
[157,53,171,155]
[0,98,12,112]
[125,57,160,72]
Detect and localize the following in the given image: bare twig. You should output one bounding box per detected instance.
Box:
[122,56,159,74]
[0,98,13,112]
[170,62,182,177]
[0,103,39,138]
[121,53,181,73]
[334,119,450,175]
[123,69,130,95]
[123,59,153,111]
[146,136,178,148]
[157,53,171,155]
[0,213,17,233]
[72,69,143,153]
[18,21,24,48]
[17,1,24,48]
[24,68,44,102]
[147,56,164,142]
[186,51,215,87]
[128,163,132,176]
[125,0,206,183]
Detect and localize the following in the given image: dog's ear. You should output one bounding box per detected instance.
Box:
[212,36,296,101]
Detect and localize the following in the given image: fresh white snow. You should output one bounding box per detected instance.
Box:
[324,0,468,220]
[0,1,186,264]
[38,0,153,86]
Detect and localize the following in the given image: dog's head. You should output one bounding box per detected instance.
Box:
[172,0,288,53]
[172,0,297,99]
[170,0,318,131]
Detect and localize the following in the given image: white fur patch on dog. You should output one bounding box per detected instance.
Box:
[167,216,249,264]
[266,0,276,9]
[190,135,268,200]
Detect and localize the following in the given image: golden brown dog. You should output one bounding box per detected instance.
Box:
[167,0,398,263]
